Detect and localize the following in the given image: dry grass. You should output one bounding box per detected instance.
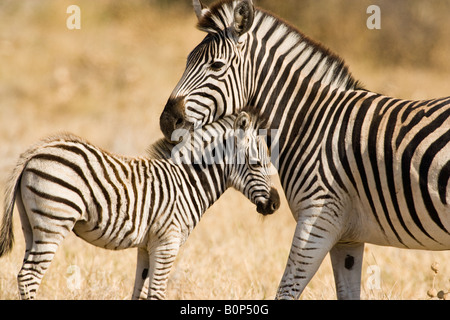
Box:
[0,1,449,300]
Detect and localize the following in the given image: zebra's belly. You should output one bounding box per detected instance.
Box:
[73,219,148,250]
[284,185,450,250]
[354,195,450,251]
[361,232,450,251]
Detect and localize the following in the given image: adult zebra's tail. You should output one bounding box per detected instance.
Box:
[0,143,41,257]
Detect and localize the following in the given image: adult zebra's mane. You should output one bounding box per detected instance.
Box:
[197,0,364,91]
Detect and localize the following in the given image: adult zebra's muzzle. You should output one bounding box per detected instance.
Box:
[160,96,188,144]
[256,188,280,215]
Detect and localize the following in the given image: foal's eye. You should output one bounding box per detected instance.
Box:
[210,61,226,71]
[249,158,262,168]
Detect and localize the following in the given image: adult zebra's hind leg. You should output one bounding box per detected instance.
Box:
[330,242,364,300]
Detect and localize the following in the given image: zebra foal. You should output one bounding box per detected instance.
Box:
[0,111,280,299]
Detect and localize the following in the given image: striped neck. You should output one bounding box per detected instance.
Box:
[148,117,236,212]
[225,9,362,176]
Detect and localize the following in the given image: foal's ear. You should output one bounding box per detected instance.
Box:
[193,0,209,20]
[231,0,254,39]
[234,112,251,131]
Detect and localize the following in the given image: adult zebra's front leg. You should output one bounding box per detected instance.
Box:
[276,205,343,300]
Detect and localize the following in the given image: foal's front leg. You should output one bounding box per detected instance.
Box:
[146,239,180,300]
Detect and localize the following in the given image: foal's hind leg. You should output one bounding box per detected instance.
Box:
[18,226,75,299]
[18,239,61,299]
[16,192,77,299]
[16,188,33,269]
[132,247,150,300]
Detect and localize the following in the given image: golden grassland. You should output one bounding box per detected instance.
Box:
[0,1,449,299]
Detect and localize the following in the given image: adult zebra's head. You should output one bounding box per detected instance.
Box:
[160,0,255,142]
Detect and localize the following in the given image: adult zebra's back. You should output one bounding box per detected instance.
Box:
[159,0,450,299]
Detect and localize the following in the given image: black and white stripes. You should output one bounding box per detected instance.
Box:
[0,112,280,299]
[160,0,450,299]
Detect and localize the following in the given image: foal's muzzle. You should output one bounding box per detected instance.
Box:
[256,188,280,215]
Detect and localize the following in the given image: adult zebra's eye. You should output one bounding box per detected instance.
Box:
[210,61,226,71]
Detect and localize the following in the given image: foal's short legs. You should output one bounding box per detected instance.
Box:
[132,247,150,300]
[16,190,77,299]
[146,238,180,300]
[18,240,62,299]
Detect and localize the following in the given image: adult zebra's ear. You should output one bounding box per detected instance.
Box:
[193,0,209,20]
[231,0,254,39]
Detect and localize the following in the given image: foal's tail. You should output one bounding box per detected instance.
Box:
[0,144,40,257]
[0,169,21,257]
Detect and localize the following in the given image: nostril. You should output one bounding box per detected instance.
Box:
[271,202,277,211]
[175,118,184,129]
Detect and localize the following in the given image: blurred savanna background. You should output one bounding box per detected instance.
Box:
[0,0,449,299]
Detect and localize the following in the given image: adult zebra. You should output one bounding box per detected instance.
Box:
[159,0,450,299]
[0,111,280,299]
